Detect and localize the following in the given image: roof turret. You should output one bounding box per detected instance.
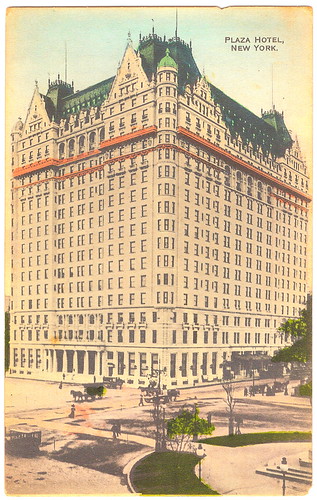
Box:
[158,48,178,70]
[138,33,200,92]
[12,117,23,133]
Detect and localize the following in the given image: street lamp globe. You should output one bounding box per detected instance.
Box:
[197,443,206,458]
[196,443,206,482]
[280,457,288,473]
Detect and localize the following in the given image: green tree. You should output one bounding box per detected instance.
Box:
[167,405,214,452]
[271,295,312,363]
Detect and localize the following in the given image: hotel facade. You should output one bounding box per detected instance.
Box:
[9,32,310,387]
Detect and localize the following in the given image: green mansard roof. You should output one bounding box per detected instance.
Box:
[44,32,292,158]
[60,77,115,118]
[209,83,293,157]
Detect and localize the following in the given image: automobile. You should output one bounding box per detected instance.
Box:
[6,425,41,456]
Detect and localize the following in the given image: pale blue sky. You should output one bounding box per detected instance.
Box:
[2,4,314,296]
[6,6,312,159]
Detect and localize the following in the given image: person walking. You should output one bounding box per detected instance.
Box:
[111,423,120,439]
[139,393,144,406]
[117,421,122,437]
[69,404,75,418]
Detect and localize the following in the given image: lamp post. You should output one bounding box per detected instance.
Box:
[196,443,206,481]
[152,395,166,452]
[280,457,288,496]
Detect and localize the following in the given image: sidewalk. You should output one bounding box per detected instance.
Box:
[199,441,312,496]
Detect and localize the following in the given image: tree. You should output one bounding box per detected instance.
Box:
[222,382,236,436]
[299,380,312,401]
[167,405,214,452]
[271,295,312,364]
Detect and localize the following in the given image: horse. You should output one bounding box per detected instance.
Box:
[70,390,84,402]
[167,389,180,402]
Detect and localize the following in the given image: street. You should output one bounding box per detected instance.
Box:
[5,376,312,495]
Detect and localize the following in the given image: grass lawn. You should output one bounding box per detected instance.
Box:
[131,451,219,495]
[200,431,312,447]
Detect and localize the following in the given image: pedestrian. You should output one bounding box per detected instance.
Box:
[139,393,144,406]
[69,404,75,418]
[117,421,122,436]
[244,387,248,397]
[111,424,118,439]
[59,381,63,389]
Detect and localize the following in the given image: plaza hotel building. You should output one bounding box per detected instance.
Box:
[9,32,310,387]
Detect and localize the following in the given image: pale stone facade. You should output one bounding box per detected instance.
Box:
[9,33,310,387]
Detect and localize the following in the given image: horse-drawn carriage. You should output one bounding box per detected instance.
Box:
[102,376,124,389]
[247,380,289,396]
[140,387,180,404]
[70,384,106,402]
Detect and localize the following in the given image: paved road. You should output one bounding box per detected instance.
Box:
[5,376,312,496]
[5,376,311,439]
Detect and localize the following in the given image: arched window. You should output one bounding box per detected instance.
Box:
[224,165,231,187]
[89,314,95,324]
[58,143,65,159]
[78,314,84,325]
[99,127,105,142]
[89,132,96,151]
[79,135,85,153]
[68,138,75,157]
[257,181,263,200]
[247,176,253,196]
[236,170,242,191]
[267,186,272,204]
[68,315,73,325]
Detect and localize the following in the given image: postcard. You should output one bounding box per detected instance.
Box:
[4,5,312,496]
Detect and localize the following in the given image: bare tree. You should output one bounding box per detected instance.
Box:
[222,382,236,435]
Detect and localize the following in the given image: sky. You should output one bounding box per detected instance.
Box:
[3,4,313,296]
[5,5,312,164]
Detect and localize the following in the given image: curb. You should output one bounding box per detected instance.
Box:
[123,450,155,494]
